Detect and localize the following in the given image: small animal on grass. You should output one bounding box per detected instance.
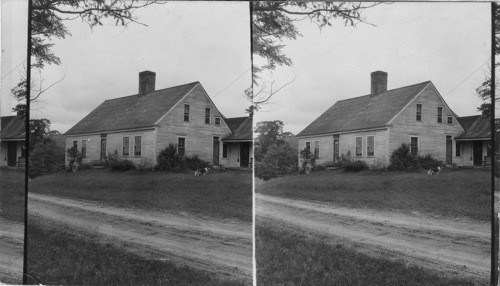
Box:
[427,166,443,175]
[194,167,210,176]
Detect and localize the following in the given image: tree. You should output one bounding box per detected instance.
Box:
[476,3,500,116]
[255,143,297,181]
[29,118,52,152]
[14,0,166,115]
[250,2,379,109]
[254,120,293,161]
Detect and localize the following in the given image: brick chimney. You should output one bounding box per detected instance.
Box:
[370,70,388,95]
[138,70,156,95]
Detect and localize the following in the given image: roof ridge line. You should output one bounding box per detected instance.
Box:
[337,80,432,102]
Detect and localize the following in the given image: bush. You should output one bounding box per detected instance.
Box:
[255,143,298,181]
[185,155,211,171]
[30,140,66,177]
[335,151,368,172]
[156,144,211,172]
[299,147,316,171]
[66,145,82,166]
[106,150,136,172]
[388,143,443,172]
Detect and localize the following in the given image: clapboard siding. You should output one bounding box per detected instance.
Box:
[155,84,232,164]
[389,84,464,162]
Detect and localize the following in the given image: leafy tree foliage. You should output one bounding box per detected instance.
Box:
[251,2,378,108]
[254,120,293,161]
[255,143,297,181]
[14,0,165,115]
[29,118,52,152]
[476,3,500,116]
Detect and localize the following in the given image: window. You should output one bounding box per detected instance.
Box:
[416,104,422,121]
[215,117,221,126]
[205,108,211,124]
[447,116,453,124]
[134,136,141,156]
[123,137,130,156]
[222,143,228,158]
[455,142,461,157]
[410,137,418,156]
[184,104,190,122]
[437,107,442,123]
[178,137,185,156]
[81,140,87,158]
[367,136,374,156]
[355,137,362,157]
[73,140,77,148]
[305,142,311,151]
[314,141,319,159]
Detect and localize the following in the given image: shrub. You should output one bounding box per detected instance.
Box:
[343,160,369,172]
[185,155,211,171]
[106,150,136,172]
[66,145,82,166]
[388,143,443,172]
[30,140,66,177]
[255,143,298,180]
[299,147,316,171]
[156,144,211,172]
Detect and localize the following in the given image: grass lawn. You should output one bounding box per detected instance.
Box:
[256,220,479,286]
[30,169,252,222]
[27,219,245,286]
[0,168,25,222]
[257,168,490,221]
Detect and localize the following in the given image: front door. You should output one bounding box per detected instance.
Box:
[240,142,250,167]
[445,136,452,164]
[473,141,483,166]
[213,137,220,166]
[333,139,339,164]
[100,138,107,162]
[7,142,17,166]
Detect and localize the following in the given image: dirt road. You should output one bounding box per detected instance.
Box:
[0,219,23,284]
[29,193,252,283]
[256,193,490,283]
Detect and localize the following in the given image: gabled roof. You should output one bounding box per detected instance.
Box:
[223,116,252,142]
[455,115,491,140]
[1,116,25,140]
[65,82,199,135]
[297,81,431,137]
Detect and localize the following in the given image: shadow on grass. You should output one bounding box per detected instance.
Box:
[0,168,25,222]
[27,220,245,285]
[256,221,480,286]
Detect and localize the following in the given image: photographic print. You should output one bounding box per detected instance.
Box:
[23,1,252,285]
[253,2,492,285]
[0,0,28,284]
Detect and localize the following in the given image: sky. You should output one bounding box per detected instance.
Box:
[2,1,251,133]
[253,2,492,134]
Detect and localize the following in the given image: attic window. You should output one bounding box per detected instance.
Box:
[416,104,422,121]
[184,104,190,122]
[437,107,443,123]
[447,116,453,124]
[215,117,221,126]
[205,108,211,124]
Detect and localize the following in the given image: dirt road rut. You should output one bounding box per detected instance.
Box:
[29,193,252,282]
[256,193,489,282]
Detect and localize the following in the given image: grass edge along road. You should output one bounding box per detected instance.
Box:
[256,220,482,286]
[27,218,246,286]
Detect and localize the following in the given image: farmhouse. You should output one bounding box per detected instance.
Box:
[65,71,252,168]
[0,116,26,167]
[297,71,490,168]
